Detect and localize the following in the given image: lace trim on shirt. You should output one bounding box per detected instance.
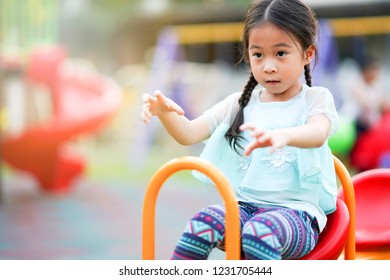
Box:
[239,155,252,170]
[261,147,296,168]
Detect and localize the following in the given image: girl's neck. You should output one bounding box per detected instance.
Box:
[260,84,304,102]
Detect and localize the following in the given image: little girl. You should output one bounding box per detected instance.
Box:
[141,0,339,260]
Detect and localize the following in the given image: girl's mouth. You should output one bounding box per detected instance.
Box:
[266,80,280,85]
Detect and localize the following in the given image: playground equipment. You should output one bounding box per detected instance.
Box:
[350,111,390,170]
[1,46,122,193]
[340,168,390,259]
[142,155,355,260]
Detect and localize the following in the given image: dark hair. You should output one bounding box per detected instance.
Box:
[225,0,319,153]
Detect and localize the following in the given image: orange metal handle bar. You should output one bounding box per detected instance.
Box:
[333,156,356,260]
[142,156,241,260]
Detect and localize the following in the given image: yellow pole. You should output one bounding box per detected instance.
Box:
[171,16,390,45]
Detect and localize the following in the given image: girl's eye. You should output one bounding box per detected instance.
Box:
[276,51,287,57]
[252,53,262,58]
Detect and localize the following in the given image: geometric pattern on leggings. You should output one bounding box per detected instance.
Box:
[242,233,281,260]
[171,205,226,260]
[244,222,280,248]
[185,221,218,243]
[171,233,213,260]
[171,203,319,260]
[241,208,319,260]
[242,217,282,259]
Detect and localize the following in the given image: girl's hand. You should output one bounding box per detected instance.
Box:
[141,90,185,124]
[240,123,289,156]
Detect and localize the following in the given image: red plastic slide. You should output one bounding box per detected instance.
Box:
[1,46,122,194]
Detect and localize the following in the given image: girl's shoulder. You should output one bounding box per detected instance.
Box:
[213,91,242,113]
[228,91,243,102]
[303,85,335,103]
[304,85,333,97]
[202,91,243,129]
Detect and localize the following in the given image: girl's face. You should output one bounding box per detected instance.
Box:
[248,23,314,101]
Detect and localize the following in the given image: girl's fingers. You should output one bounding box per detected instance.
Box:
[171,103,185,115]
[141,102,153,122]
[154,90,166,102]
[257,132,270,143]
[241,123,266,138]
[240,123,283,155]
[244,141,258,156]
[142,90,185,121]
[240,123,256,132]
[142,93,156,104]
[142,93,150,102]
[141,110,150,124]
[155,90,185,115]
[243,146,252,156]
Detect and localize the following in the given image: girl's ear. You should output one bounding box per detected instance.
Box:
[304,45,315,64]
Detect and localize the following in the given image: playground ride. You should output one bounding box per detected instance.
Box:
[350,111,390,170]
[142,156,356,260]
[340,168,390,259]
[1,46,122,194]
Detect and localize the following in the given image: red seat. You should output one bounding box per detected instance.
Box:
[300,198,349,259]
[340,168,390,251]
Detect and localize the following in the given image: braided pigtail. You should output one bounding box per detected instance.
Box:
[225,73,258,153]
[304,64,312,87]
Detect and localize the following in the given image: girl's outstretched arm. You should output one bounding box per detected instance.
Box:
[240,114,331,156]
[141,90,210,145]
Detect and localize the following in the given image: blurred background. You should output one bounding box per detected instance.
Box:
[0,0,390,260]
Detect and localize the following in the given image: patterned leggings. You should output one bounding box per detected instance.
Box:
[171,202,319,260]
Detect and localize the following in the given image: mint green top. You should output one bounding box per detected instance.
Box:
[193,85,339,231]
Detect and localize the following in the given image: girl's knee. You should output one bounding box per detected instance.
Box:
[180,204,226,249]
[189,204,226,233]
[242,209,318,259]
[242,219,281,246]
[241,221,282,260]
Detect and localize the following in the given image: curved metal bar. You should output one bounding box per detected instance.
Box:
[333,155,356,260]
[142,156,241,260]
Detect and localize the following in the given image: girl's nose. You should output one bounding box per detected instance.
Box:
[263,60,277,73]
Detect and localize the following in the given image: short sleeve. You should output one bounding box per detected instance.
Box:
[201,92,241,134]
[305,86,339,135]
